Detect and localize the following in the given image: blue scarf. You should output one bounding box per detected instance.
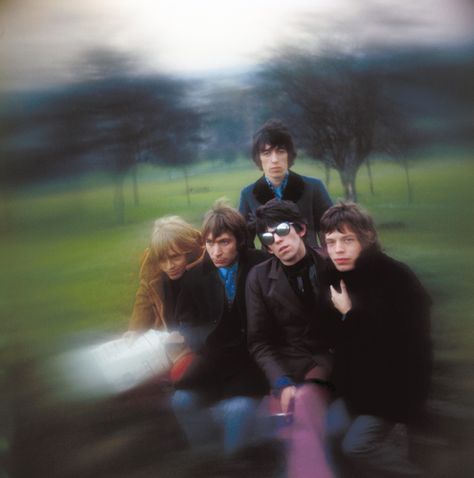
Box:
[265,172,289,200]
[218,262,238,302]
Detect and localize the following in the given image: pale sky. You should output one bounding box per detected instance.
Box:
[1,0,473,90]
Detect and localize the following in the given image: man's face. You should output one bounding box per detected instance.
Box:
[158,250,188,280]
[259,144,289,184]
[266,222,306,266]
[205,232,239,268]
[325,226,363,272]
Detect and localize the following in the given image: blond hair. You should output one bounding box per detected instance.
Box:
[151,216,202,264]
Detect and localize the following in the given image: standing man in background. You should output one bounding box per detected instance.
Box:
[239,120,332,248]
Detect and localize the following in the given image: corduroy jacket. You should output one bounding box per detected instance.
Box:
[128,248,203,331]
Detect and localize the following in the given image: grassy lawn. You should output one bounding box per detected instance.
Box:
[1,151,473,406]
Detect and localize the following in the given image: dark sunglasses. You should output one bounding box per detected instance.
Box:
[260,222,294,246]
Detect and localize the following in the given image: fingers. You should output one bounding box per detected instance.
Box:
[329,285,337,299]
[280,386,296,414]
[340,280,347,292]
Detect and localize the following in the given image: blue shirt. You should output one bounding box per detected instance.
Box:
[218,262,238,302]
[265,172,289,200]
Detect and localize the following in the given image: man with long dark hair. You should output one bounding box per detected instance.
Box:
[321,202,431,478]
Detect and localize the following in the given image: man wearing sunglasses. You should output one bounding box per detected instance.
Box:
[246,199,337,478]
[239,120,332,248]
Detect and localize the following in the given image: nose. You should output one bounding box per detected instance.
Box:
[274,232,283,244]
[335,240,345,253]
[212,244,222,257]
[270,150,279,163]
[164,259,172,270]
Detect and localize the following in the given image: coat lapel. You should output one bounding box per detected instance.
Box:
[252,171,305,205]
[267,259,305,317]
[202,255,226,321]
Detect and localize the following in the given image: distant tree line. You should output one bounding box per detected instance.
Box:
[1,44,472,220]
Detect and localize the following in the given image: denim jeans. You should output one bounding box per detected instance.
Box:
[171,389,259,454]
[326,398,423,478]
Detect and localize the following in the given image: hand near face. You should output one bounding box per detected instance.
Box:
[330,280,352,315]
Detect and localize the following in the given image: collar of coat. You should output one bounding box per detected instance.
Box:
[268,244,322,280]
[253,170,305,204]
[265,244,323,317]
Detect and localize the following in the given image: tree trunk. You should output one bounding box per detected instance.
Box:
[183,167,191,207]
[325,163,331,187]
[132,165,139,206]
[402,159,413,204]
[339,168,358,202]
[365,157,375,195]
[113,174,125,224]
[344,180,357,202]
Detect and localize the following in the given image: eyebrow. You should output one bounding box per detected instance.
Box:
[206,236,231,242]
[326,232,356,238]
[260,144,286,152]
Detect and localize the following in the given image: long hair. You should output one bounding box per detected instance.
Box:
[251,120,297,169]
[320,202,381,251]
[151,215,203,265]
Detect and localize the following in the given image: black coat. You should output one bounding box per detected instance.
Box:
[239,170,332,248]
[326,250,432,422]
[246,247,337,387]
[175,248,268,397]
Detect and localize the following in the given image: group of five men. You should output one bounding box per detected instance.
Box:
[159,121,431,478]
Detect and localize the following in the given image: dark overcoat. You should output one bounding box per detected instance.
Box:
[175,248,268,397]
[246,247,337,388]
[326,250,432,422]
[239,170,332,248]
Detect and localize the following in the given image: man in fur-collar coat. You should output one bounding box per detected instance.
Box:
[321,202,432,478]
[239,120,332,248]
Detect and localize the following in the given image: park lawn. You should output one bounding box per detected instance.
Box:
[1,152,473,405]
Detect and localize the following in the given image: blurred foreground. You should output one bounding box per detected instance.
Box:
[1,155,473,477]
[3,339,473,478]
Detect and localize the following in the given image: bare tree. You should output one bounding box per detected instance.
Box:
[257,50,397,202]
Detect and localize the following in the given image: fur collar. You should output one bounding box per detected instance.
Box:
[252,170,305,205]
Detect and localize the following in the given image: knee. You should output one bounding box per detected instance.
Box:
[221,396,258,420]
[326,399,351,441]
[171,390,200,413]
[341,415,391,461]
[341,433,373,461]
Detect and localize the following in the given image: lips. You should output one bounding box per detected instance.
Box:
[278,245,290,254]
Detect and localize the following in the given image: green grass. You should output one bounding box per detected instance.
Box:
[1,152,473,405]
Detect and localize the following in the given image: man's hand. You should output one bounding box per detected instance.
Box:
[164,331,186,344]
[280,385,296,414]
[123,330,138,346]
[330,280,352,315]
